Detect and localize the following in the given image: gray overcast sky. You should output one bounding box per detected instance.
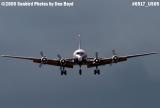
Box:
[0,0,160,108]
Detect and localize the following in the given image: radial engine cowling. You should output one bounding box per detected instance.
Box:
[60,59,66,66]
[41,57,48,64]
[93,58,100,64]
[112,56,119,63]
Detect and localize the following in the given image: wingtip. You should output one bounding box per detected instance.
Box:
[1,55,10,57]
[151,52,158,54]
[0,55,5,57]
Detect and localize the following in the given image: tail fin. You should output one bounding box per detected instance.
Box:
[78,34,81,49]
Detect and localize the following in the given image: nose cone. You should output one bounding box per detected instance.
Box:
[77,56,83,61]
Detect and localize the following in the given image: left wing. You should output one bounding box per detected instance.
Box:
[87,52,157,68]
[1,55,74,68]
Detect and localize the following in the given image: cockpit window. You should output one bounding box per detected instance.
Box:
[77,52,84,55]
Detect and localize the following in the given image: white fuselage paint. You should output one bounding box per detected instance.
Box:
[73,49,87,62]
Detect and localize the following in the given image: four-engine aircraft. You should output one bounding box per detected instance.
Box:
[1,35,157,75]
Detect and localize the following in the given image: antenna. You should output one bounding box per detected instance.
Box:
[78,34,81,49]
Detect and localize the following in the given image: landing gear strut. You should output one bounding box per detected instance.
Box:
[79,65,82,75]
[79,69,82,75]
[94,66,100,75]
[60,67,67,76]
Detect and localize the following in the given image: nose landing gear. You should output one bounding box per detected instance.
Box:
[79,69,82,75]
[79,65,82,75]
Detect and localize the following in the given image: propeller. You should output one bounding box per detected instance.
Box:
[93,52,100,64]
[39,51,48,68]
[110,49,119,65]
[57,54,66,65]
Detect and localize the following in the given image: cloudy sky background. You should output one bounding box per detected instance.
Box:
[0,0,160,108]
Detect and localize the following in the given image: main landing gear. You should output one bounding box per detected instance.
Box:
[94,66,100,75]
[60,66,100,76]
[61,70,67,76]
[60,67,67,76]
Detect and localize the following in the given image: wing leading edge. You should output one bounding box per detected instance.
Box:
[1,55,74,68]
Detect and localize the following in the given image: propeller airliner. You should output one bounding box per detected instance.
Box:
[1,35,157,75]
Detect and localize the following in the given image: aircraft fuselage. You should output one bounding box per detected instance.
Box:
[73,49,87,65]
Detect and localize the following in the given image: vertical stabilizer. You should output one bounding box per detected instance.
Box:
[78,34,81,49]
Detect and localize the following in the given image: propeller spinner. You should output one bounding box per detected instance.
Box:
[39,51,48,68]
[111,49,119,65]
[57,54,66,65]
[93,52,100,64]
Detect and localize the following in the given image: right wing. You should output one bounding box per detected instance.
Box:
[87,52,157,68]
[1,55,74,68]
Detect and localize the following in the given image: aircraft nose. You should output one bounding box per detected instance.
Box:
[77,56,83,61]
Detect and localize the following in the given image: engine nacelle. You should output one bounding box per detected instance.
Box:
[112,56,119,63]
[41,57,48,64]
[93,58,100,64]
[60,59,66,66]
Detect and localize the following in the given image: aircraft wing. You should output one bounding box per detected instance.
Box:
[1,55,74,68]
[87,52,157,68]
[126,52,158,58]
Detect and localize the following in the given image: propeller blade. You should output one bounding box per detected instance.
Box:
[40,51,44,57]
[112,49,117,55]
[95,52,98,59]
[57,54,62,59]
[39,63,42,68]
